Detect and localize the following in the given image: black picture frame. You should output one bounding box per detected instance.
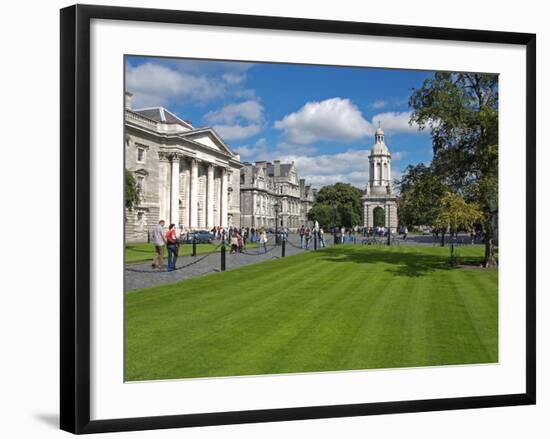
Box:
[60,4,536,434]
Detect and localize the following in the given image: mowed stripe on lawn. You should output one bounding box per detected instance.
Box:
[125,245,498,381]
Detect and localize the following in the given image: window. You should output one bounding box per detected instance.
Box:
[136,175,145,194]
[137,147,146,163]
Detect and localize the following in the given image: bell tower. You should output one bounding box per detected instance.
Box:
[362,124,398,232]
[368,124,392,193]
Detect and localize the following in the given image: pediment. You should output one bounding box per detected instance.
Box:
[181,129,235,156]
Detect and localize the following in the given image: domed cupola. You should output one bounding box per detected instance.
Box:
[371,125,390,156]
[367,123,392,194]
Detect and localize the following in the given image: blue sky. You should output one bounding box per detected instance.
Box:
[126,56,435,188]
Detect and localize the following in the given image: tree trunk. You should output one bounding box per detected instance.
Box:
[483,220,497,268]
[440,229,446,247]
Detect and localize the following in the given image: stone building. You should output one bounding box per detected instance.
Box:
[124,92,242,242]
[240,161,315,230]
[362,126,398,231]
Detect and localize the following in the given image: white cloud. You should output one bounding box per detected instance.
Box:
[213,124,263,141]
[222,72,246,84]
[371,99,388,109]
[274,148,406,189]
[126,62,226,108]
[276,142,318,156]
[274,97,373,144]
[391,151,407,161]
[206,100,265,141]
[274,98,422,145]
[370,112,419,134]
[234,138,269,158]
[204,100,264,124]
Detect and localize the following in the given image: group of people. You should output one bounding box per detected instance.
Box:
[228,226,269,253]
[298,225,326,249]
[149,221,276,272]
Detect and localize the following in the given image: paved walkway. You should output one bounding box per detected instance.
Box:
[124,235,330,291]
[124,233,477,291]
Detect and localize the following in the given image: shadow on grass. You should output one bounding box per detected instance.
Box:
[317,246,481,278]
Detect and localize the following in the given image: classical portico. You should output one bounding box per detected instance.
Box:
[124,94,242,241]
[362,126,398,231]
[158,152,232,230]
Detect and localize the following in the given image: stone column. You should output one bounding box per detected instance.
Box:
[220,167,228,227]
[367,204,374,228]
[158,152,171,222]
[207,164,215,228]
[169,154,181,225]
[183,159,190,228]
[252,191,257,228]
[189,159,198,229]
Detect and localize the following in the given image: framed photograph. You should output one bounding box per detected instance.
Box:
[60,4,536,434]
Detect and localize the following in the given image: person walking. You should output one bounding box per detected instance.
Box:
[305,227,311,249]
[151,220,166,271]
[319,227,325,248]
[403,226,408,241]
[231,230,239,253]
[260,227,268,252]
[299,225,305,248]
[165,223,179,272]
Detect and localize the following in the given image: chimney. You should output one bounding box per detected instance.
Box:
[255,160,267,169]
[125,91,133,110]
[274,160,281,177]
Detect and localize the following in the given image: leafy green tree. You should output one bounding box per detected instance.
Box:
[435,192,483,234]
[410,72,498,267]
[373,207,385,227]
[434,191,483,264]
[397,163,448,229]
[307,183,363,228]
[306,204,335,227]
[125,169,141,211]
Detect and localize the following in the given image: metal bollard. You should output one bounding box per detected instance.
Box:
[192,236,197,256]
[221,241,226,272]
[314,233,318,251]
[282,239,286,258]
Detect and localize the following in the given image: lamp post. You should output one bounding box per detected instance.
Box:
[332,201,338,244]
[387,202,391,246]
[274,200,281,245]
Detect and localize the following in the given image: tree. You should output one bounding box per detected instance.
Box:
[306,204,335,227]
[307,183,363,228]
[434,192,483,264]
[373,207,385,227]
[125,169,141,211]
[410,72,498,267]
[397,163,448,229]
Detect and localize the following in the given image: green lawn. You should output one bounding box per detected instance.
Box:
[125,241,257,263]
[125,244,498,381]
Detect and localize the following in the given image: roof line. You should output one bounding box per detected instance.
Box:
[133,106,193,129]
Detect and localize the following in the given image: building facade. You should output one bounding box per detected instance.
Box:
[362,126,398,231]
[240,161,315,230]
[124,92,242,242]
